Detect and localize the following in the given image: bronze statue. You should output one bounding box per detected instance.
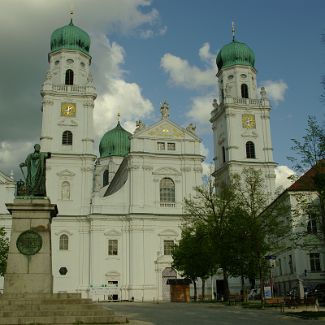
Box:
[20,144,51,196]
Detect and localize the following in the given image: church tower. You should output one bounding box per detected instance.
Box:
[40,18,97,215]
[210,28,276,196]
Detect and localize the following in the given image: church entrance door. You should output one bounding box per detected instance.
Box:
[162,267,176,301]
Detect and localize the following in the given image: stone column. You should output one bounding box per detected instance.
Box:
[4,198,58,294]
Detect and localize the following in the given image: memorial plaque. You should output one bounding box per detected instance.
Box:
[16,230,42,256]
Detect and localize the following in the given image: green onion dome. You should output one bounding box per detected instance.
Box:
[99,122,132,158]
[50,19,90,54]
[216,40,255,70]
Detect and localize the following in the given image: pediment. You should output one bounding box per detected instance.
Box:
[56,169,76,177]
[136,120,185,139]
[104,229,122,237]
[54,230,73,236]
[153,167,181,176]
[158,229,178,237]
[0,171,15,184]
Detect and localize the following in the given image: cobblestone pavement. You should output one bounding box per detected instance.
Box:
[103,301,325,325]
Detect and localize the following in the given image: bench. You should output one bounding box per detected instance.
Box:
[264,297,284,305]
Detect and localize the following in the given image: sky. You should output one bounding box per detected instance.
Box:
[0,0,324,189]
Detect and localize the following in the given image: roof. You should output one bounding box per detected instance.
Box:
[287,160,325,192]
[50,19,90,54]
[216,40,255,70]
[104,157,128,197]
[99,122,132,158]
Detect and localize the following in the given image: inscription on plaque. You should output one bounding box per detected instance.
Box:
[16,230,42,256]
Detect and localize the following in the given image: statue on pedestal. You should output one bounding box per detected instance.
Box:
[19,144,51,197]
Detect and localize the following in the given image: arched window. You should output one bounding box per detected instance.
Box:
[62,130,73,145]
[241,84,249,98]
[65,69,74,85]
[61,181,70,200]
[59,234,69,250]
[103,169,109,186]
[160,178,175,204]
[246,141,256,159]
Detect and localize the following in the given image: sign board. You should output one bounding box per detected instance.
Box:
[264,286,272,299]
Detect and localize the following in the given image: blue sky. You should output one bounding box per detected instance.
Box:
[0,0,324,186]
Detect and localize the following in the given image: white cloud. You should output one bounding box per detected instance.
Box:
[95,79,154,138]
[259,80,288,104]
[186,94,215,130]
[160,43,216,89]
[200,142,209,158]
[201,162,214,180]
[275,165,295,190]
[199,42,214,62]
[0,141,35,178]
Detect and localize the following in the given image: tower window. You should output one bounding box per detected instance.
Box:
[160,178,175,205]
[241,84,249,98]
[62,130,73,145]
[246,141,256,159]
[65,69,74,85]
[59,234,69,250]
[103,169,109,186]
[222,146,226,163]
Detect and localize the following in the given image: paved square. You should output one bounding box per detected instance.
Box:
[104,302,320,324]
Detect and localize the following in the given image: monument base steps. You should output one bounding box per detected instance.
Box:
[0,293,128,324]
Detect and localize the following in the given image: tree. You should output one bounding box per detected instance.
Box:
[180,169,290,302]
[288,116,324,172]
[0,227,9,277]
[172,222,215,301]
[182,182,241,300]
[233,168,291,302]
[288,115,325,243]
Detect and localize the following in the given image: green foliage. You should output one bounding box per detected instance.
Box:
[288,115,325,173]
[172,224,211,280]
[172,221,215,300]
[0,227,9,277]
[179,168,290,301]
[233,168,291,291]
[288,115,325,244]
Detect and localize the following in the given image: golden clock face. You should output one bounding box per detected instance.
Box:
[61,103,76,117]
[242,114,256,129]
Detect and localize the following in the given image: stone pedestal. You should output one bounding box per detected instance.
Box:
[4,198,57,294]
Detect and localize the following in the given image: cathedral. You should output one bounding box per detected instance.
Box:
[0,19,276,300]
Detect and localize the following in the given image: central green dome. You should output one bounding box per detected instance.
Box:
[99,122,131,158]
[50,19,90,54]
[216,40,255,70]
